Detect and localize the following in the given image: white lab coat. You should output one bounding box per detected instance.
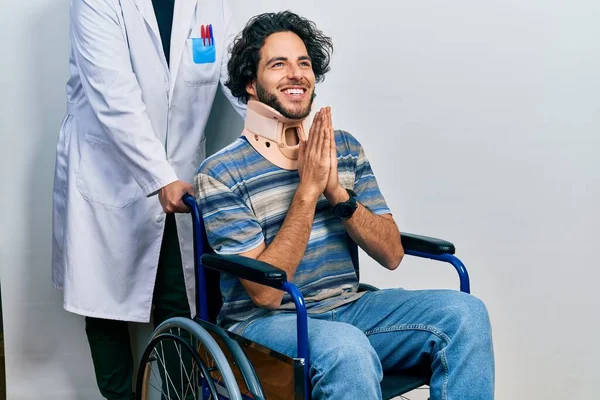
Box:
[52,0,245,322]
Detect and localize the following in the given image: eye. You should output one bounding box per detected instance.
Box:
[300,61,312,67]
[272,62,285,68]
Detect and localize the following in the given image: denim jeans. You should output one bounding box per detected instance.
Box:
[240,288,494,400]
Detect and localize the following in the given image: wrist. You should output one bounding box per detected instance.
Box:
[295,183,322,204]
[325,184,349,206]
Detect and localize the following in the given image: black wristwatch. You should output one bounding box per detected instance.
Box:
[333,189,358,220]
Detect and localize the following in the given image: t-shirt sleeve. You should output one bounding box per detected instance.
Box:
[353,145,392,216]
[195,173,264,255]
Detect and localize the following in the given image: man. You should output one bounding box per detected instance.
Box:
[51,0,245,399]
[195,11,494,399]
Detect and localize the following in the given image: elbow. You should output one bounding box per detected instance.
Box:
[252,291,283,310]
[259,298,283,310]
[262,301,282,310]
[385,245,404,271]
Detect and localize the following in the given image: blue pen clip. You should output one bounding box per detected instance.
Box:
[209,24,214,46]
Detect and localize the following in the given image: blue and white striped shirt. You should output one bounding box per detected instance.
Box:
[195,130,391,331]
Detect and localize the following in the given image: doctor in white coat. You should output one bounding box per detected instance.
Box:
[51,0,245,398]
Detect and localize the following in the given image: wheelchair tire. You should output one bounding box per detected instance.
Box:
[136,317,242,400]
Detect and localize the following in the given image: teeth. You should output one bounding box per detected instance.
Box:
[285,88,304,95]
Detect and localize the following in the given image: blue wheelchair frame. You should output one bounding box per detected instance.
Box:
[182,194,470,399]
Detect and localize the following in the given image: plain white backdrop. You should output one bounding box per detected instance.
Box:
[1,0,599,398]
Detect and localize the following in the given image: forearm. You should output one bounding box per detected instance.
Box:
[345,205,403,270]
[327,186,403,270]
[242,186,318,308]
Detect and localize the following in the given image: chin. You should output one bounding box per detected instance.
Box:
[286,108,311,120]
[280,102,311,119]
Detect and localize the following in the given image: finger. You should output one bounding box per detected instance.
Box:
[315,118,327,159]
[299,138,307,160]
[318,108,330,157]
[173,199,190,213]
[325,107,332,138]
[317,109,329,148]
[329,108,335,161]
[309,112,324,154]
[312,110,325,143]
[308,110,321,146]
[329,109,336,156]
[181,186,193,210]
[298,139,307,172]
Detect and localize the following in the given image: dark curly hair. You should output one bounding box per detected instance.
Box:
[225,11,334,104]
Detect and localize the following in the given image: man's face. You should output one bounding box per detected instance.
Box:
[247,31,316,119]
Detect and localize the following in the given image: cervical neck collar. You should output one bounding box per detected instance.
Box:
[242,100,311,170]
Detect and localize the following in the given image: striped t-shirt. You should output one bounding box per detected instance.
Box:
[195,130,391,332]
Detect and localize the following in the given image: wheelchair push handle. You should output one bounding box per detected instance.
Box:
[181,193,211,320]
[182,193,198,213]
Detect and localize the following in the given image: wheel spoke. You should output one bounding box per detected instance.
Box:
[157,341,183,400]
[137,325,236,400]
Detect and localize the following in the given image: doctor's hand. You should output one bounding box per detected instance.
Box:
[158,180,194,213]
[297,108,332,201]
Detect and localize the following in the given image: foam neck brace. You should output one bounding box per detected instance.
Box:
[242,100,311,170]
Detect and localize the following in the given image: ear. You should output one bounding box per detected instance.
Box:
[246,80,257,99]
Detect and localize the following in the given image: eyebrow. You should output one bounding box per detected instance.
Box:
[265,55,312,65]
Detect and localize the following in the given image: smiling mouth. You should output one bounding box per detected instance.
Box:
[281,87,307,98]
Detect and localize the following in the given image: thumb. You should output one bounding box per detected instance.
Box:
[330,131,337,160]
[299,139,307,159]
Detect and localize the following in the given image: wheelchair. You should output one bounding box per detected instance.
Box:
[135,194,471,400]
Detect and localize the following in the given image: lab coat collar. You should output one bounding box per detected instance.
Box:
[131,0,161,44]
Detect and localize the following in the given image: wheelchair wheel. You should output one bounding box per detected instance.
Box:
[136,317,242,400]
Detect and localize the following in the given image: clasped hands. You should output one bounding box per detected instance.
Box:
[297,107,348,206]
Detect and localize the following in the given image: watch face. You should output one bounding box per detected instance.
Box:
[334,203,354,219]
[333,188,357,219]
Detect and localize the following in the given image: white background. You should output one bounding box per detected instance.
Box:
[1,0,599,399]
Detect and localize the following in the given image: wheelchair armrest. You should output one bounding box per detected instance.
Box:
[401,232,455,255]
[201,253,287,289]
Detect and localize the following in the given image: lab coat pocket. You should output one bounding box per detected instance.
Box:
[182,38,219,87]
[191,38,216,64]
[76,135,139,208]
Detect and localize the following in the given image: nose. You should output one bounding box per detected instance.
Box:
[287,63,302,81]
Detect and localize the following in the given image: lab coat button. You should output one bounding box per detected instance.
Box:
[155,214,164,223]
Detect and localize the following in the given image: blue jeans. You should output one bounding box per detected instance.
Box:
[240,288,494,400]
